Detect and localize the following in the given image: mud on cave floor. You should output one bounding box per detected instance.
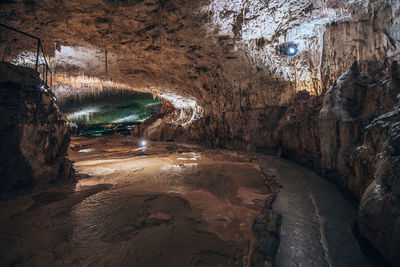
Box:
[0,135,279,267]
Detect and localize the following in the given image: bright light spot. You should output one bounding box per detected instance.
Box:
[289,47,296,54]
[140,140,147,147]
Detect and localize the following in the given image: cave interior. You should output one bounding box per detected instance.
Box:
[0,0,399,266]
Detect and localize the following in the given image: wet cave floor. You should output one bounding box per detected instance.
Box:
[0,135,374,267]
[0,136,276,267]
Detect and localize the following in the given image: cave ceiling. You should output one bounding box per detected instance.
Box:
[0,0,398,107]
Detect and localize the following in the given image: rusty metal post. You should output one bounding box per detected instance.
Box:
[35,40,40,71]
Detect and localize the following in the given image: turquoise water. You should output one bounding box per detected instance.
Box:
[58,91,161,134]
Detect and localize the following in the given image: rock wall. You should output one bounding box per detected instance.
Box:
[142,61,400,265]
[357,89,400,265]
[265,62,400,265]
[1,0,399,264]
[145,0,399,151]
[139,100,183,141]
[321,1,398,90]
[0,63,73,198]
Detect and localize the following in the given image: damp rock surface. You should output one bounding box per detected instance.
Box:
[357,92,400,266]
[269,63,400,266]
[0,136,280,267]
[0,0,399,265]
[0,136,381,266]
[0,63,73,197]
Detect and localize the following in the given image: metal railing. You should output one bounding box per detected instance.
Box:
[0,23,52,90]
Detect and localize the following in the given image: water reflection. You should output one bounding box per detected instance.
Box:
[60,91,161,135]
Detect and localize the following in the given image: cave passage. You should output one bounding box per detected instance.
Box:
[267,157,378,267]
[0,137,275,266]
[0,136,376,267]
[0,0,399,266]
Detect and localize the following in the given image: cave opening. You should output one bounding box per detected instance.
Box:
[0,0,399,266]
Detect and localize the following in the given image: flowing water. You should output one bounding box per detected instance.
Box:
[59,91,161,135]
[261,156,377,267]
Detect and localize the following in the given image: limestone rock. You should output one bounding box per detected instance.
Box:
[0,0,399,264]
[0,63,74,197]
[357,94,400,266]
